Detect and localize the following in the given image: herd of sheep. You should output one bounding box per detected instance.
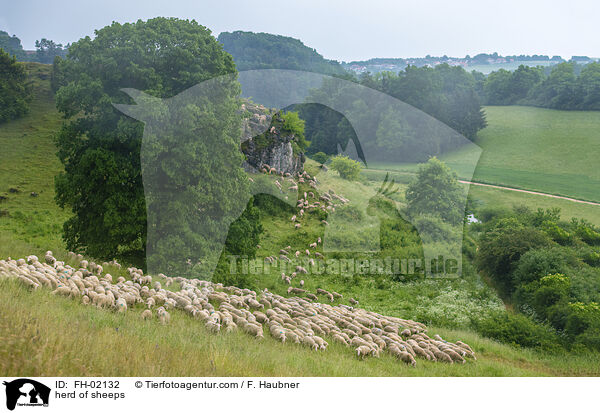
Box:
[0,251,476,367]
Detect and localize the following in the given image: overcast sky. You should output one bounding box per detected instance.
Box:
[2,0,599,61]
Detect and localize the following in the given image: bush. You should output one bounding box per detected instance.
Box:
[477,205,512,223]
[515,273,571,320]
[329,155,362,180]
[512,247,571,286]
[253,193,295,216]
[413,214,456,243]
[280,111,307,151]
[476,219,551,294]
[473,310,561,351]
[223,197,263,259]
[311,151,329,164]
[564,302,600,339]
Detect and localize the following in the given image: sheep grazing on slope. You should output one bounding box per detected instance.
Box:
[301,336,318,351]
[206,320,221,334]
[115,297,127,313]
[356,345,373,359]
[4,253,476,368]
[244,322,264,339]
[157,308,170,325]
[287,287,306,295]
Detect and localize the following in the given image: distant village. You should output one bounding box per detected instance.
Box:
[342,53,598,74]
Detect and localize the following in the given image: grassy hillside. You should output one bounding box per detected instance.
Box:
[369,106,600,203]
[468,185,600,227]
[1,64,599,377]
[444,106,600,202]
[0,63,69,259]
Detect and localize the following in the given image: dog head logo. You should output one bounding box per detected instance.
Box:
[3,379,50,410]
[114,69,481,278]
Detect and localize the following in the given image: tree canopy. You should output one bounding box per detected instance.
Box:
[0,48,31,123]
[405,157,464,225]
[53,18,244,274]
[35,38,68,64]
[218,31,347,75]
[0,31,25,60]
[483,61,600,110]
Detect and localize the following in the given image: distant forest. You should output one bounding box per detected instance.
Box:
[218,31,346,76]
[0,30,68,63]
[483,63,600,110]
[4,25,600,138]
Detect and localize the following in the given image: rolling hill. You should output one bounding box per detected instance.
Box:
[2,64,600,377]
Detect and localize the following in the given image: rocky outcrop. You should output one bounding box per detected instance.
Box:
[240,101,305,175]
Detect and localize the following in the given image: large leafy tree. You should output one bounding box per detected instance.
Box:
[35,38,68,64]
[576,62,600,110]
[405,157,464,225]
[0,31,25,60]
[0,48,31,123]
[54,18,241,267]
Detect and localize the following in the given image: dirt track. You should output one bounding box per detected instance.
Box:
[459,180,600,207]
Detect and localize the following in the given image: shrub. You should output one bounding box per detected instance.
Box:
[473,310,561,351]
[280,111,307,151]
[477,205,512,223]
[329,155,362,180]
[476,219,551,294]
[311,151,329,164]
[223,197,263,259]
[515,273,571,320]
[540,221,572,245]
[574,323,600,351]
[253,193,295,216]
[512,247,571,286]
[565,302,600,338]
[576,225,600,245]
[413,214,456,243]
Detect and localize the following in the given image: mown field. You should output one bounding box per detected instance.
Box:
[2,64,600,377]
[370,106,600,203]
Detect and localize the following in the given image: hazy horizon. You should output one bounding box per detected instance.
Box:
[3,0,599,62]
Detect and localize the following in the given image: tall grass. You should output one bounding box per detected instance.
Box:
[2,278,599,376]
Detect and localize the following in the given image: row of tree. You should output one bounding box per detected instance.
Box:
[0,30,68,63]
[298,64,486,161]
[218,31,346,76]
[483,62,600,110]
